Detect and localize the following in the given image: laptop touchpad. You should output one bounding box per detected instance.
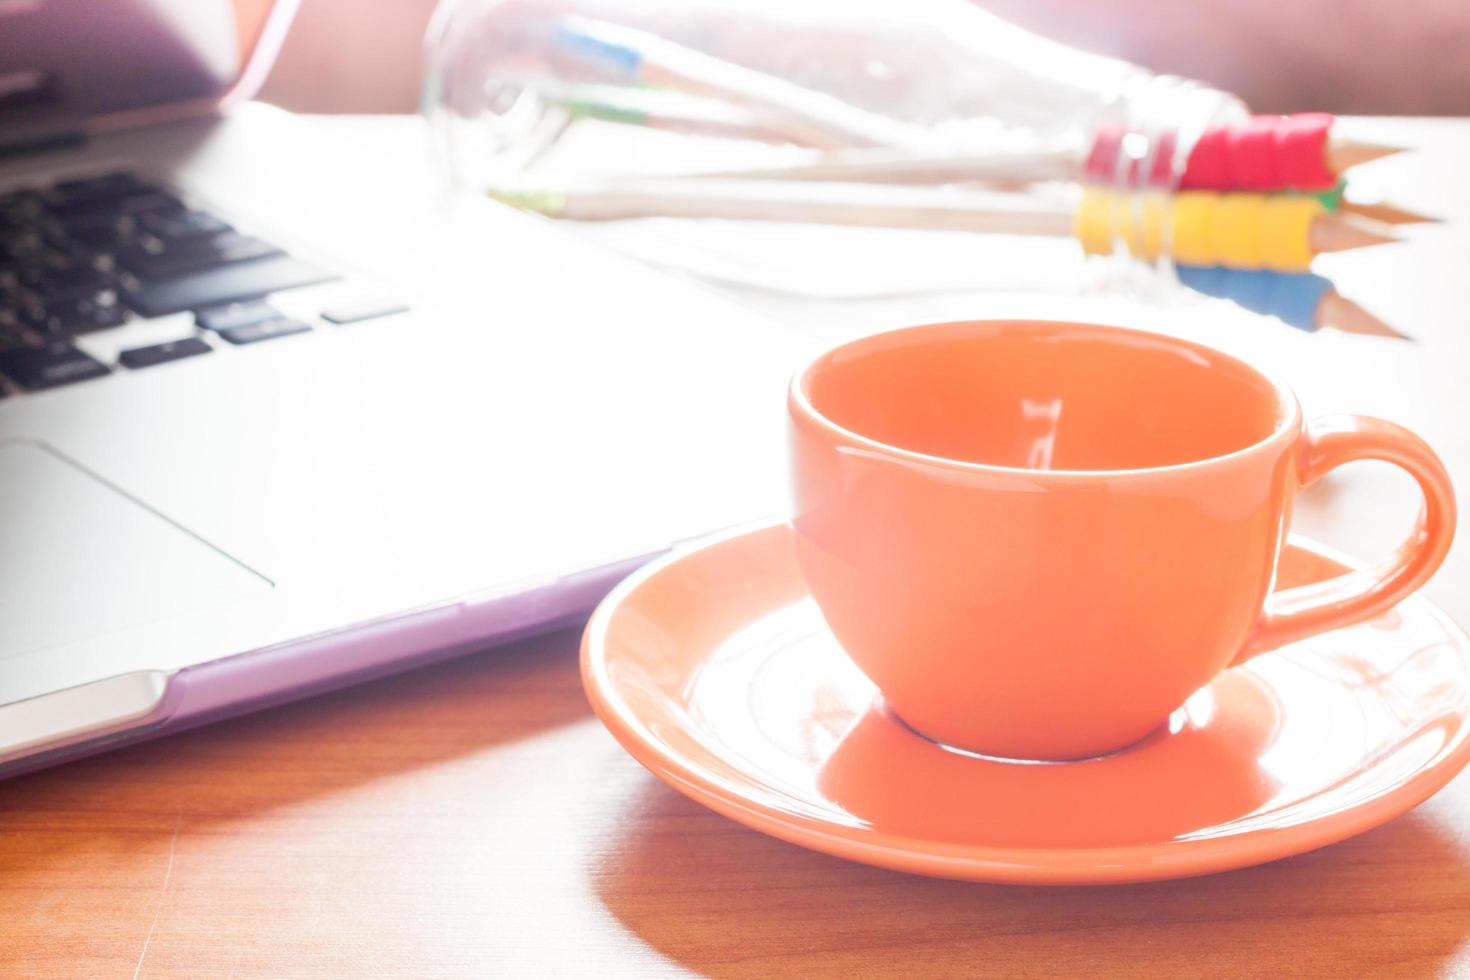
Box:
[0,441,271,657]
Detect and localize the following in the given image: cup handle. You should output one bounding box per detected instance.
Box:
[1233,414,1457,666]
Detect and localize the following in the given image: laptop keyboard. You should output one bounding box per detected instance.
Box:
[0,170,403,395]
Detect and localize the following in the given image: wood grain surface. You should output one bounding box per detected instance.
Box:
[3,627,1468,978]
[4,116,1470,978]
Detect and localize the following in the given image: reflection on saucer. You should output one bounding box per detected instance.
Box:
[816,676,1284,849]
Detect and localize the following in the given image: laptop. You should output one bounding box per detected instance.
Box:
[0,0,805,776]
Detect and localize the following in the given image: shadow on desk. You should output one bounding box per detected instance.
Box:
[0,626,589,873]
[595,779,1470,978]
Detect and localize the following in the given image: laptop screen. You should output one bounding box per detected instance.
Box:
[0,0,289,150]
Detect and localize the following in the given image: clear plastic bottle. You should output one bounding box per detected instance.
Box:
[422,0,1247,296]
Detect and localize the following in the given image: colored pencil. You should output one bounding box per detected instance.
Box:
[1338,200,1437,226]
[684,149,1081,185]
[1174,265,1409,339]
[680,153,1433,222]
[1305,214,1401,254]
[490,179,1076,235]
[547,27,1408,193]
[553,18,1405,191]
[1326,139,1406,174]
[488,178,1400,270]
[554,17,936,154]
[1316,290,1410,339]
[1089,115,1406,190]
[519,80,811,146]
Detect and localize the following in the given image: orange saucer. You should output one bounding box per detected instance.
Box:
[582,522,1470,885]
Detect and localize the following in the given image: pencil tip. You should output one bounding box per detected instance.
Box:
[1312,213,1403,253]
[1330,139,1410,172]
[486,185,566,215]
[1318,291,1414,340]
[1341,199,1441,226]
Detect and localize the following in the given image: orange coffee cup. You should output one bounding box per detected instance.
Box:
[788,320,1456,761]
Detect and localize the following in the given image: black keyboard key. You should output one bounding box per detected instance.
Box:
[0,341,109,389]
[219,318,311,345]
[0,186,44,217]
[44,173,154,215]
[117,231,283,281]
[43,192,180,248]
[0,319,30,351]
[113,191,183,214]
[53,210,130,246]
[22,260,113,300]
[0,189,45,227]
[4,298,48,333]
[0,231,50,269]
[51,172,149,197]
[12,244,74,276]
[34,289,127,335]
[196,299,279,332]
[139,209,230,242]
[125,256,335,317]
[119,336,212,369]
[321,297,409,325]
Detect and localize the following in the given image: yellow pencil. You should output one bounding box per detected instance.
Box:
[490,178,1400,271]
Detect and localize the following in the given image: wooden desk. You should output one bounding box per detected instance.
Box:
[4,116,1470,978]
